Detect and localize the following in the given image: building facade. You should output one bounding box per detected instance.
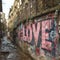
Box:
[0,12,7,35]
[0,0,2,12]
[8,0,60,60]
[8,0,21,31]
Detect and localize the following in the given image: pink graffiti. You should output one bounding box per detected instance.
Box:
[32,22,40,46]
[27,24,32,43]
[41,20,51,50]
[18,19,59,50]
[23,25,28,41]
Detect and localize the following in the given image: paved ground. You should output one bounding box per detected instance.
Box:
[0,36,33,60]
[0,36,19,60]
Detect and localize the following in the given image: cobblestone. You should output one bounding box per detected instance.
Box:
[0,36,33,60]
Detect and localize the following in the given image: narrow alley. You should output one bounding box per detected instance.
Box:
[0,0,60,60]
[0,36,33,60]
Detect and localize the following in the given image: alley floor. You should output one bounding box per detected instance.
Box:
[0,36,33,60]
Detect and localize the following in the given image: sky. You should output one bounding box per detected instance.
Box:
[2,0,14,19]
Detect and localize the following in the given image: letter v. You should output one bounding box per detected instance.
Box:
[32,22,40,46]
